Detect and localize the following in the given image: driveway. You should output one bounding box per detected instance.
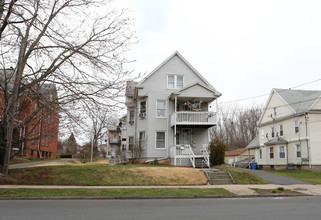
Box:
[9,158,76,169]
[243,168,313,185]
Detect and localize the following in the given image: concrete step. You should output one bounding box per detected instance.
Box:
[202,169,234,185]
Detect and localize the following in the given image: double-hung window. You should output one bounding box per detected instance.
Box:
[279,125,283,136]
[156,100,166,118]
[295,120,299,133]
[269,147,274,159]
[271,127,275,138]
[156,131,166,149]
[296,145,301,158]
[167,75,184,89]
[279,146,285,159]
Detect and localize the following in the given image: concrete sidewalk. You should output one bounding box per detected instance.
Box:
[1,184,320,196]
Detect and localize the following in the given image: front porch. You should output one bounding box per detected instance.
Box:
[170,144,210,168]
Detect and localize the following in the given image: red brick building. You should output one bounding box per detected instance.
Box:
[0,69,59,159]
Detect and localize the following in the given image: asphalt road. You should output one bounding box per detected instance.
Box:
[0,197,319,220]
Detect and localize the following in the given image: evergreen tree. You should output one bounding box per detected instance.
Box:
[209,137,226,166]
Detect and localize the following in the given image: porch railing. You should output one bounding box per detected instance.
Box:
[202,144,210,168]
[171,144,210,168]
[171,111,216,126]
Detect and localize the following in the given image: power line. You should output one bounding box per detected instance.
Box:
[220,78,321,104]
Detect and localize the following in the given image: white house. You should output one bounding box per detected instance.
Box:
[124,51,221,167]
[252,88,321,170]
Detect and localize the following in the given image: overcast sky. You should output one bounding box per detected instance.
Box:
[117,0,321,107]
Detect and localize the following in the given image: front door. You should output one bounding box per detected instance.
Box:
[182,129,192,146]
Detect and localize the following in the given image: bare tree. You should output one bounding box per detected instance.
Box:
[0,0,135,174]
[211,104,262,151]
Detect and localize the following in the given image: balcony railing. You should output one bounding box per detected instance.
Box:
[170,111,217,127]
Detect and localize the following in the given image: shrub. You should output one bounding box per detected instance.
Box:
[209,137,226,166]
[60,154,72,158]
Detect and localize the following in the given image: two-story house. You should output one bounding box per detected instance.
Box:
[252,88,321,170]
[125,51,221,167]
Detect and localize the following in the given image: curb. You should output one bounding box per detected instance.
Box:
[0,194,309,200]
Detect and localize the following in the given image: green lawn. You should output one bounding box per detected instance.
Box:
[269,170,321,184]
[214,165,269,184]
[0,188,234,198]
[0,164,206,186]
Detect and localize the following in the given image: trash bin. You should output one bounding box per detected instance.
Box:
[250,162,257,170]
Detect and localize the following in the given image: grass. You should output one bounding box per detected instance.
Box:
[214,165,269,184]
[0,188,234,198]
[269,170,321,184]
[250,187,304,195]
[0,163,207,186]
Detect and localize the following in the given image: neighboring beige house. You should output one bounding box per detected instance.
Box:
[224,148,253,165]
[252,88,321,170]
[124,51,221,167]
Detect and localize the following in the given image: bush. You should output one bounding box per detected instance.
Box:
[209,137,226,166]
[60,154,72,158]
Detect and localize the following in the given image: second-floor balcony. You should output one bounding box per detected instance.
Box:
[170,111,217,127]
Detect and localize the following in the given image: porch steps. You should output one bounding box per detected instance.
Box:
[202,169,235,185]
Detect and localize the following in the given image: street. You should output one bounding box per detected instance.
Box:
[0,196,319,220]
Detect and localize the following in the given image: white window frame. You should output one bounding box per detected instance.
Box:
[155,131,166,150]
[273,107,277,116]
[156,100,166,118]
[279,125,283,136]
[139,100,147,114]
[271,127,275,138]
[167,75,184,89]
[259,148,262,160]
[279,146,285,159]
[269,147,274,159]
[296,144,301,158]
[294,120,299,133]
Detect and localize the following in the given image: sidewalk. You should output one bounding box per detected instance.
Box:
[1,184,320,196]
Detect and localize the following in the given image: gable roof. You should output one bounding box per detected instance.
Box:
[274,88,321,113]
[258,88,321,126]
[137,51,216,90]
[176,82,221,97]
[225,148,247,156]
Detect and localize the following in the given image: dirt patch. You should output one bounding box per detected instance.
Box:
[133,167,208,185]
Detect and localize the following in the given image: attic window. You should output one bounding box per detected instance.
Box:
[167,75,184,89]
